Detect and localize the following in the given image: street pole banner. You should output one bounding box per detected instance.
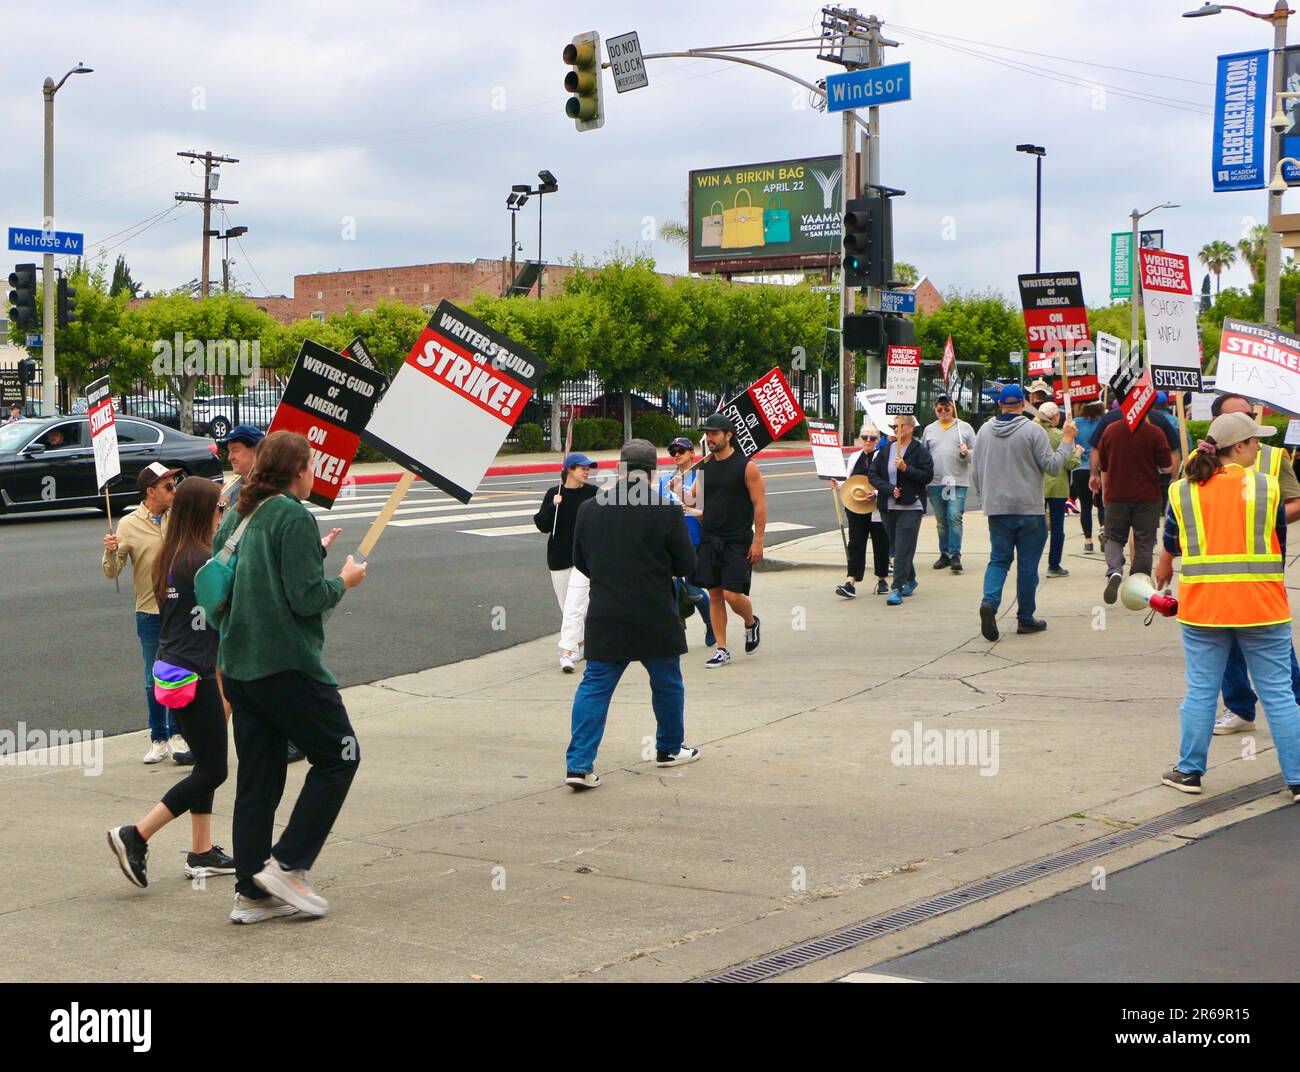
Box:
[1017,272,1091,379]
[1215,318,1300,415]
[808,419,848,480]
[85,376,119,490]
[1110,233,1132,300]
[362,300,545,502]
[1095,332,1123,386]
[715,367,805,461]
[1212,49,1269,192]
[885,345,922,415]
[1138,249,1203,391]
[1121,368,1157,433]
[268,339,387,508]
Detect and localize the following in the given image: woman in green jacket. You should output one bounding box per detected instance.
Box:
[213,430,367,924]
[1037,401,1080,578]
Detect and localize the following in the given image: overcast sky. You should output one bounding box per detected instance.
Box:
[0,0,1284,304]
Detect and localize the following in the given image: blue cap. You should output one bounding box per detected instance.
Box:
[219,423,264,447]
[999,384,1025,404]
[563,452,595,469]
[668,437,693,451]
[1155,391,1169,406]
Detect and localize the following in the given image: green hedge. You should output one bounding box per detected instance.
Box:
[1185,413,1290,446]
[571,418,623,452]
[515,422,545,453]
[631,412,684,446]
[776,418,809,442]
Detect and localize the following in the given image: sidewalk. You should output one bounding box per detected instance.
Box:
[3,517,1297,982]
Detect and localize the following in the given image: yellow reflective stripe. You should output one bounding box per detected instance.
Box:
[1181,575,1286,584]
[1257,443,1283,478]
[1189,479,1209,558]
[1244,469,1259,555]
[1170,478,1191,555]
[1182,553,1282,564]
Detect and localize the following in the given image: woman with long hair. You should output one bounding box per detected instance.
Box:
[214,431,368,923]
[107,476,234,888]
[1155,411,1300,800]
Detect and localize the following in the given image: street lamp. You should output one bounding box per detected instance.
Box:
[506,188,530,291]
[1015,144,1046,272]
[536,170,558,300]
[208,225,247,293]
[41,62,93,416]
[1183,0,1293,326]
[1130,202,1180,348]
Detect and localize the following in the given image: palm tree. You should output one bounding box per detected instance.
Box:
[1198,240,1235,297]
[1237,224,1268,283]
[893,262,919,287]
[658,219,689,249]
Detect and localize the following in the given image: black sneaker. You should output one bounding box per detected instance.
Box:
[979,602,999,641]
[744,616,761,654]
[287,742,306,764]
[1162,768,1202,794]
[1104,573,1122,605]
[949,555,963,573]
[656,746,701,767]
[185,845,236,879]
[1047,566,1070,578]
[171,749,194,766]
[835,581,857,599]
[875,579,890,595]
[107,825,148,888]
[565,771,601,790]
[704,648,731,668]
[1017,617,1048,634]
[933,554,952,570]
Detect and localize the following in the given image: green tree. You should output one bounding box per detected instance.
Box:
[1237,224,1268,283]
[913,290,1026,383]
[109,255,141,299]
[1198,241,1235,298]
[893,262,920,287]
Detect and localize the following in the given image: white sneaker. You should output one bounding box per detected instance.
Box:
[560,655,575,673]
[565,771,602,790]
[656,746,701,767]
[1213,711,1254,736]
[170,734,188,753]
[142,740,170,764]
[704,648,732,668]
[252,858,329,917]
[229,892,299,925]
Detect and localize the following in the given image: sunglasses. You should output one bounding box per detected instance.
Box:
[667,447,689,456]
[156,481,176,492]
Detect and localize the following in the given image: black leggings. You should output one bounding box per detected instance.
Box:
[159,676,228,817]
[1070,468,1104,539]
[845,510,890,581]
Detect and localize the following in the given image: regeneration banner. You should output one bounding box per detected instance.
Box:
[1018,272,1091,379]
[267,339,387,508]
[1212,49,1269,192]
[885,345,922,415]
[1215,318,1300,415]
[85,376,119,490]
[1139,249,1203,392]
[362,300,545,501]
[716,367,806,461]
[808,419,848,480]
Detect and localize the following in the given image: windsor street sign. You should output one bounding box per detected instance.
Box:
[825,62,911,112]
[8,227,83,255]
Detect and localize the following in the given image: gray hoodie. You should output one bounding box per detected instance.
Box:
[970,413,1072,516]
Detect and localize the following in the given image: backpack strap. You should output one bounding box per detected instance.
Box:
[215,494,276,566]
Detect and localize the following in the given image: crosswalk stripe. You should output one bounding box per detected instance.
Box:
[314,498,534,522]
[389,509,538,529]
[458,524,545,537]
[765,521,812,532]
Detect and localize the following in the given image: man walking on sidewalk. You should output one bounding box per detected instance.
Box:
[564,440,700,789]
[1096,410,1171,606]
[921,393,976,573]
[692,412,767,668]
[970,384,1077,640]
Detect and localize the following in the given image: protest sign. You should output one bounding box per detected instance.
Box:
[1190,375,1217,422]
[85,376,119,491]
[715,367,805,460]
[808,419,848,480]
[267,339,387,508]
[1121,368,1157,432]
[1286,418,1300,447]
[362,300,545,502]
[1095,332,1123,386]
[1139,249,1202,391]
[1018,272,1091,379]
[856,388,893,437]
[885,345,921,415]
[1215,318,1300,415]
[340,335,386,382]
[940,335,956,392]
[1055,346,1100,404]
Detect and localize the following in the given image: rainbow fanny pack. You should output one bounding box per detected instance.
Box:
[152,660,200,709]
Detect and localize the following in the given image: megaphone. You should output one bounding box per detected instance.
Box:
[1120,573,1178,617]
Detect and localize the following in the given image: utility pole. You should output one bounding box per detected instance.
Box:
[175,151,238,297]
[1265,0,1290,326]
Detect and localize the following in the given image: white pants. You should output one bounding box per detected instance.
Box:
[550,568,590,655]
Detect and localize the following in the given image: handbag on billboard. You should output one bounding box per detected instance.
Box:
[700,201,724,248]
[721,188,765,249]
[763,195,792,244]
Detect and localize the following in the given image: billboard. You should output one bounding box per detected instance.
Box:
[689,154,845,274]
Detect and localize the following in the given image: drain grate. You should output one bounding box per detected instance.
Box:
[702,776,1285,983]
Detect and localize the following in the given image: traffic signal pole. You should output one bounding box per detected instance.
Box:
[42,82,55,417]
[839,109,857,445]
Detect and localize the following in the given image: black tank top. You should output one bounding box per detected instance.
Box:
[700,449,754,540]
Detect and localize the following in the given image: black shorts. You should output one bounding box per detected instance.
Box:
[694,538,753,595]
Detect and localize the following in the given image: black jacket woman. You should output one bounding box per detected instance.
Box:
[832,426,890,597]
[868,414,935,605]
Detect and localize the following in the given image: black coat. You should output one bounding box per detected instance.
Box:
[867,438,934,509]
[533,482,599,570]
[573,480,697,663]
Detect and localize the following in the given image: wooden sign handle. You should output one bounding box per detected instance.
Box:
[357,471,416,558]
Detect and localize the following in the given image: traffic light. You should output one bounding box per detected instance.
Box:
[884,313,914,348]
[843,312,884,351]
[8,263,37,328]
[17,358,35,384]
[841,195,893,288]
[57,274,77,328]
[564,31,604,131]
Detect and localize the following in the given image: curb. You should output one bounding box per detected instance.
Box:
[349,446,824,485]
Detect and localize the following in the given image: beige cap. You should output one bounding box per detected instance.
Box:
[1027,379,1053,395]
[1208,410,1276,449]
[1037,401,1060,422]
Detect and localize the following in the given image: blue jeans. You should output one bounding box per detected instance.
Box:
[675,578,714,645]
[1178,623,1300,785]
[1045,497,1067,570]
[928,485,968,556]
[1221,633,1300,721]
[136,611,176,742]
[566,657,685,774]
[982,514,1048,623]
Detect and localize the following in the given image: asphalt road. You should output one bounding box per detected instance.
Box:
[0,456,833,741]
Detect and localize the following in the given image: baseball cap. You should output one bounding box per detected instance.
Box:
[138,461,181,492]
[934,393,953,405]
[668,436,693,451]
[563,452,595,469]
[1155,391,1169,406]
[219,423,264,447]
[1037,400,1060,422]
[999,383,1025,404]
[1208,410,1276,449]
[701,412,736,432]
[619,438,657,472]
[1027,379,1052,395]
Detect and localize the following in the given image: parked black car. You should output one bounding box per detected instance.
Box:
[0,416,223,515]
[118,397,182,430]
